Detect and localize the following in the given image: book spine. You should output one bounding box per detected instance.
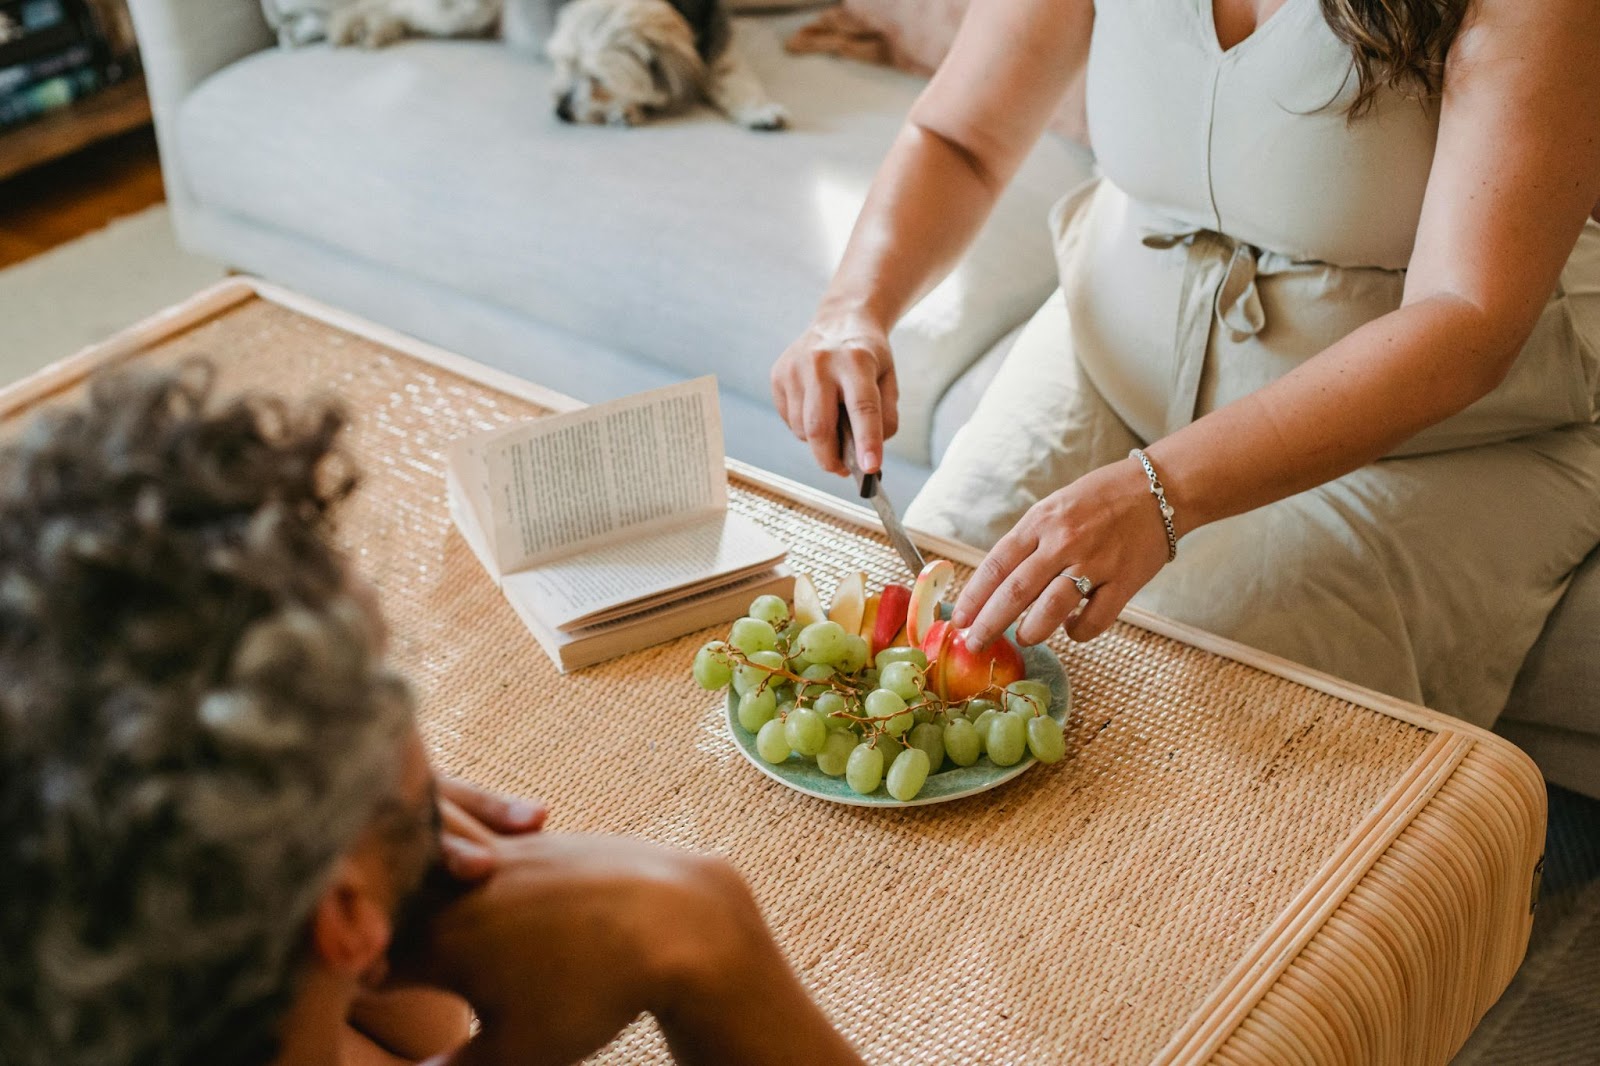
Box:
[0,63,99,128]
[75,0,137,73]
[0,0,80,70]
[0,38,92,94]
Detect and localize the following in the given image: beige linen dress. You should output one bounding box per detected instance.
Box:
[904,0,1600,728]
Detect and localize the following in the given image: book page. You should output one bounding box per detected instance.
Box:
[480,377,726,573]
[514,510,786,630]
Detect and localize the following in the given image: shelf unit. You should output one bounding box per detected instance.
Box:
[0,73,151,183]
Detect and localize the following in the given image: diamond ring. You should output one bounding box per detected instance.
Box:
[1063,571,1093,598]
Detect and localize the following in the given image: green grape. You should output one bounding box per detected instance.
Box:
[973,708,1003,750]
[845,742,885,795]
[1004,679,1052,717]
[784,707,828,757]
[749,594,790,628]
[775,696,797,722]
[944,718,981,766]
[816,731,855,776]
[729,617,779,655]
[908,722,945,773]
[865,689,911,736]
[964,697,1001,723]
[693,641,735,690]
[874,647,929,672]
[1027,715,1068,764]
[756,718,792,763]
[813,690,849,727]
[860,668,880,689]
[880,661,925,701]
[799,662,836,698]
[736,687,778,732]
[886,747,931,801]
[733,650,787,695]
[911,706,935,726]
[771,684,796,707]
[836,633,870,674]
[864,688,906,718]
[987,712,1027,767]
[797,621,851,665]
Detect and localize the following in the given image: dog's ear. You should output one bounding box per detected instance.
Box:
[650,36,704,100]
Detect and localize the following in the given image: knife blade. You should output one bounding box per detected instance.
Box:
[840,417,926,577]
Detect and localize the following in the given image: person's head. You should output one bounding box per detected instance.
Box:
[0,362,437,1066]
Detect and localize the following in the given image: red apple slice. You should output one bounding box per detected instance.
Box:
[792,573,826,627]
[906,559,955,648]
[870,583,911,657]
[828,571,867,634]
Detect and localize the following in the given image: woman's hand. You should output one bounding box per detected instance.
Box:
[771,314,899,477]
[436,776,547,882]
[951,459,1170,650]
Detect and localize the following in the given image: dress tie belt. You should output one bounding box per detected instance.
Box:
[1141,226,1267,431]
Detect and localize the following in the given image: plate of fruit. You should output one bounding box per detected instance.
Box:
[692,560,1070,806]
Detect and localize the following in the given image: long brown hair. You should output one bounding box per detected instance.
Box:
[1319,0,1468,114]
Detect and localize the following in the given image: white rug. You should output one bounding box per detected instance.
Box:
[0,204,225,387]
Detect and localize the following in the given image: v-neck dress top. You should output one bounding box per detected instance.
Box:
[906,0,1600,728]
[1055,0,1597,450]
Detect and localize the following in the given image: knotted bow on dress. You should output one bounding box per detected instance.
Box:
[1141,226,1268,432]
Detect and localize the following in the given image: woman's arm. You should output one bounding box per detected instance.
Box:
[954,0,1600,648]
[771,0,1092,475]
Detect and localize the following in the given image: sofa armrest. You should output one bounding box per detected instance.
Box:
[126,0,274,240]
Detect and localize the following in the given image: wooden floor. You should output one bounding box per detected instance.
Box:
[0,125,166,269]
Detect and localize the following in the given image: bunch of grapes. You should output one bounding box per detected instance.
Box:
[694,593,1068,802]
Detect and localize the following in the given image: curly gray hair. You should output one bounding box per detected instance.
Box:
[0,363,415,1066]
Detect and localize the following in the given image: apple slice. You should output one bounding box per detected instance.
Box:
[828,571,867,634]
[792,573,826,628]
[905,559,955,648]
[859,594,881,643]
[870,583,911,657]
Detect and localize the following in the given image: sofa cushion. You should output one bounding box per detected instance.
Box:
[1498,544,1600,798]
[176,15,1089,465]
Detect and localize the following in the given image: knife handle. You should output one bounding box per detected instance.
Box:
[837,412,879,500]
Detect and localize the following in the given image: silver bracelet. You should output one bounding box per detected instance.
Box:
[1130,448,1178,562]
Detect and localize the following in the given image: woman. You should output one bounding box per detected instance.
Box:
[770,0,1600,727]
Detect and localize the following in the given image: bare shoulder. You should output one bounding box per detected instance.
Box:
[1447,0,1600,72]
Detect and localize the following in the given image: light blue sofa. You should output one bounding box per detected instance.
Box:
[125,0,1599,798]
[125,0,1091,500]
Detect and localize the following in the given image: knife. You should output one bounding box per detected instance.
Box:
[839,415,926,577]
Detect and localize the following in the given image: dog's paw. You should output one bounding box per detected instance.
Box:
[735,102,788,132]
[329,7,407,48]
[606,104,648,128]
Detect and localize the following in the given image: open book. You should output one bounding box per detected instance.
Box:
[447,376,792,671]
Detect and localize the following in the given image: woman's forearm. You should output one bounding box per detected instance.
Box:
[1150,296,1520,534]
[817,122,1007,329]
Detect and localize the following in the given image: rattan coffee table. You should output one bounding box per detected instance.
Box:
[1,280,1545,1065]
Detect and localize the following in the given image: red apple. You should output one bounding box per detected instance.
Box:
[920,619,1026,702]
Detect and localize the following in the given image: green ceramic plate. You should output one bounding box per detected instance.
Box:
[726,637,1070,807]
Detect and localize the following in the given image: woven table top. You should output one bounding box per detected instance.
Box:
[0,284,1546,1065]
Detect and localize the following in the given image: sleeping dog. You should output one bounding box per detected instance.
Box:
[326,0,787,130]
[506,0,787,130]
